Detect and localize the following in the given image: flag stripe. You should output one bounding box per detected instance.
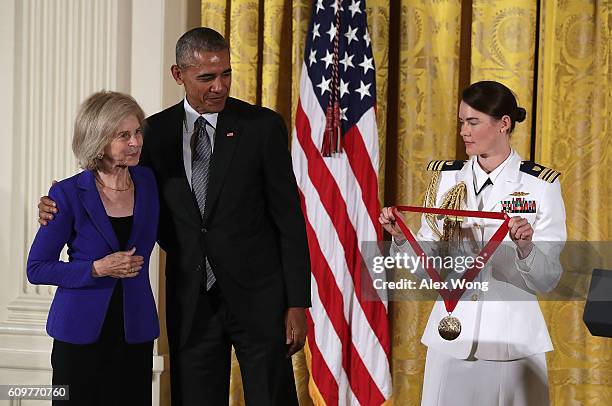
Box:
[299,185,386,404]
[305,314,339,405]
[354,107,380,177]
[298,67,381,247]
[345,119,382,241]
[294,2,392,403]
[296,69,390,326]
[294,138,391,397]
[309,272,354,405]
[295,99,390,361]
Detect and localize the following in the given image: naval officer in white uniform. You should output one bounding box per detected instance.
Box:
[380,81,567,406]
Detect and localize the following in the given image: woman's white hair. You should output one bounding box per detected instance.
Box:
[72,91,145,170]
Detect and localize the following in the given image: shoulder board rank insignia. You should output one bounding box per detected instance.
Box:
[427,160,466,172]
[520,161,561,183]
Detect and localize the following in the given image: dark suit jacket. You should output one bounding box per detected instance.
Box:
[27,167,160,344]
[141,97,310,349]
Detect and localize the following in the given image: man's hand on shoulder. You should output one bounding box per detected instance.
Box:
[38,181,58,226]
[285,307,307,358]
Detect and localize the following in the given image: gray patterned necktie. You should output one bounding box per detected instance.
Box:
[191,116,216,290]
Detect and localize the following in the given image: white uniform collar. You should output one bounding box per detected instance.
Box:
[472,149,515,192]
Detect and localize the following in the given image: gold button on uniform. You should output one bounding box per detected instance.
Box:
[471,294,478,301]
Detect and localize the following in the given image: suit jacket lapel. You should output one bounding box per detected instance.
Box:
[204,101,240,224]
[165,102,203,224]
[76,170,120,251]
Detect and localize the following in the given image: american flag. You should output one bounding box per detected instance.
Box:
[291,1,392,404]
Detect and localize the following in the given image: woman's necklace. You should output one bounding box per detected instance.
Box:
[95,174,133,192]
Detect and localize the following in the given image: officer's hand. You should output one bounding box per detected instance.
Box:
[508,216,534,259]
[379,207,406,243]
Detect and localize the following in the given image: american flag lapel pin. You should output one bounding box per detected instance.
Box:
[226,132,234,137]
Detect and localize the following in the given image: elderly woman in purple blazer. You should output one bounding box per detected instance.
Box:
[27,91,159,406]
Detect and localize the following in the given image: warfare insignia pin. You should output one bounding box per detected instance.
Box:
[510,191,530,197]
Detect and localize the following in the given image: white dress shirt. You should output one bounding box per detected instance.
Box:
[472,149,514,210]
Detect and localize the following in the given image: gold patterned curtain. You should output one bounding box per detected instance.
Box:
[536,1,612,405]
[190,1,612,405]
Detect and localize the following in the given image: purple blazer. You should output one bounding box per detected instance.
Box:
[27,166,160,344]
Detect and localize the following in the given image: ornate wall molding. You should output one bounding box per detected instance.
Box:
[7,0,130,318]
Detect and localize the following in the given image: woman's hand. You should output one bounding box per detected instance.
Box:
[508,216,534,259]
[379,207,407,243]
[92,247,144,278]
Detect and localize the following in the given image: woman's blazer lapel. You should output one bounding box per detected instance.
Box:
[76,168,150,252]
[76,170,120,251]
[125,166,149,250]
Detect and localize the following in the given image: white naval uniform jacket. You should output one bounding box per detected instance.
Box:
[393,151,567,361]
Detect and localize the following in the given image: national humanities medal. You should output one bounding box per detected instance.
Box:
[392,206,510,341]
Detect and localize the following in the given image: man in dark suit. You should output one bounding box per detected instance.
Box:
[39,27,310,405]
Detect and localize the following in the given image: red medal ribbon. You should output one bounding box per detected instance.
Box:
[391,206,509,313]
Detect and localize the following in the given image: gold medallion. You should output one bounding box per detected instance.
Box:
[438,315,461,341]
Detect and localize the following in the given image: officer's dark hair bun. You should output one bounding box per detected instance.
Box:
[462,81,526,134]
[514,107,527,123]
